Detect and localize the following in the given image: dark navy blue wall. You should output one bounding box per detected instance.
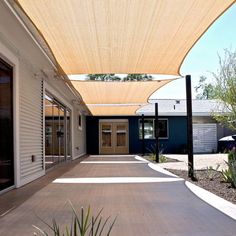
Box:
[86,116,187,154]
[86,116,99,154]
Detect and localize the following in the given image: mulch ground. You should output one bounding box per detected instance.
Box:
[167,169,236,204]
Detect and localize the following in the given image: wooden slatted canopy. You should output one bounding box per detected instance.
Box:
[71,80,173,115]
[15,0,235,115]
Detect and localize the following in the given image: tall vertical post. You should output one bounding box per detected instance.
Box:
[186,75,194,178]
[155,103,159,163]
[142,114,145,156]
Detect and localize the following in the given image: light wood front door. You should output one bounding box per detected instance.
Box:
[99,121,129,154]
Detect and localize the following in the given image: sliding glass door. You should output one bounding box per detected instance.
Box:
[0,58,14,191]
[44,94,71,169]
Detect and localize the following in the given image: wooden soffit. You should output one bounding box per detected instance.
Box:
[16,0,235,75]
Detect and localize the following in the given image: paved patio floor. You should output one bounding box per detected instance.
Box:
[0,155,235,236]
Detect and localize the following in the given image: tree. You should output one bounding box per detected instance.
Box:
[195,49,236,130]
[86,74,121,81]
[86,74,153,81]
[123,74,153,81]
[195,76,216,99]
[212,49,236,130]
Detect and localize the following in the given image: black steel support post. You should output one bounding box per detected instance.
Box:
[186,75,194,179]
[142,114,145,156]
[155,103,159,163]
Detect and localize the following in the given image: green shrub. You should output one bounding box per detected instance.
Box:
[222,168,233,183]
[221,149,236,188]
[146,145,167,163]
[33,202,117,236]
[159,154,167,163]
[149,153,167,163]
[228,161,236,188]
[228,149,236,163]
[206,164,220,181]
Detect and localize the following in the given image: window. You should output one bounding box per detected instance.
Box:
[44,93,71,169]
[78,113,82,130]
[139,119,168,139]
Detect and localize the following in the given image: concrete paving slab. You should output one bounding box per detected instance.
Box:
[0,155,235,236]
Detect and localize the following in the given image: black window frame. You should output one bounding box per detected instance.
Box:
[139,118,168,139]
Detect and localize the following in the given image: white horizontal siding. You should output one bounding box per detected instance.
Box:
[19,67,43,180]
[193,124,217,153]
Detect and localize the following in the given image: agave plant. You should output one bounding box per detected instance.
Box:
[206,164,220,181]
[33,202,117,236]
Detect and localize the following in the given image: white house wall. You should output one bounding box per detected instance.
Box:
[73,110,86,159]
[0,2,87,189]
[19,63,44,186]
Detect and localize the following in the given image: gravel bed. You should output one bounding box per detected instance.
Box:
[167,169,236,204]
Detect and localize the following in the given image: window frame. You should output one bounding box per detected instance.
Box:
[139,118,169,140]
[78,113,82,131]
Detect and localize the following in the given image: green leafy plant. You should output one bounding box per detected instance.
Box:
[86,74,153,81]
[146,145,167,163]
[228,148,236,162]
[222,168,233,183]
[227,160,236,188]
[221,149,236,188]
[33,202,117,236]
[206,164,220,181]
[149,153,167,163]
[159,154,167,163]
[149,152,156,161]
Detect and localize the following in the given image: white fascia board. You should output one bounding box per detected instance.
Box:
[137,112,226,117]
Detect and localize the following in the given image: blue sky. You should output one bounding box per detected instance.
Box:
[153,3,236,99]
[70,3,236,99]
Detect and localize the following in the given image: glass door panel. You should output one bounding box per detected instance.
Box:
[66,110,71,159]
[100,123,113,154]
[45,96,54,169]
[114,123,128,154]
[0,59,14,191]
[53,102,60,164]
[101,125,112,147]
[116,125,127,147]
[59,107,65,162]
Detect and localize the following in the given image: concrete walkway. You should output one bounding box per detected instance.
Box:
[0,155,235,236]
[160,154,228,171]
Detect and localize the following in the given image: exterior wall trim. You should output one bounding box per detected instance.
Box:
[0,185,15,195]
[42,80,46,171]
[3,0,58,71]
[140,112,212,117]
[99,119,129,123]
[73,152,86,160]
[20,171,45,187]
[0,39,20,188]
